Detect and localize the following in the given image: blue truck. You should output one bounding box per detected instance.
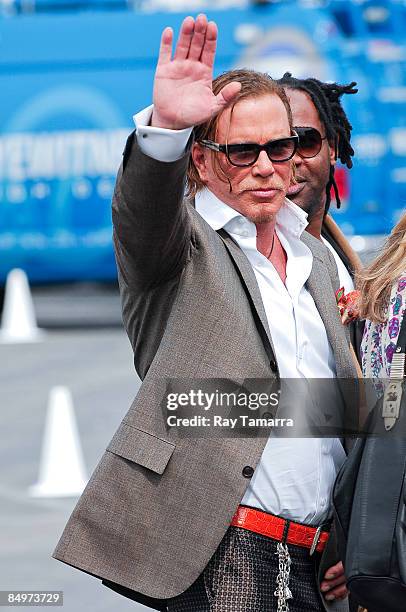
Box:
[1,0,405,282]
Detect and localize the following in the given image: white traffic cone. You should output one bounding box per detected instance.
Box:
[29,386,88,498]
[0,268,44,343]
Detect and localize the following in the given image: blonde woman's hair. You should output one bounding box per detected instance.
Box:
[357,212,406,323]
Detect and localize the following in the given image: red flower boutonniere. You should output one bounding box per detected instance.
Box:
[335,287,361,325]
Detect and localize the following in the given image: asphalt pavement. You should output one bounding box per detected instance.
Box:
[0,312,155,611]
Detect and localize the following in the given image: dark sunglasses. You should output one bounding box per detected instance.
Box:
[199,133,299,167]
[295,127,327,159]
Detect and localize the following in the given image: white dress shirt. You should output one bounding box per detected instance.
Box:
[133,106,346,525]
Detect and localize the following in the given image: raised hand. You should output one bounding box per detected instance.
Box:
[151,14,241,130]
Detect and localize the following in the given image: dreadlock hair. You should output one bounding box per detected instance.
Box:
[276,72,357,212]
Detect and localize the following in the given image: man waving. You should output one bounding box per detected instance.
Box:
[54,15,356,612]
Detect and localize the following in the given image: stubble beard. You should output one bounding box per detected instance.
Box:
[246,194,286,225]
[248,209,277,225]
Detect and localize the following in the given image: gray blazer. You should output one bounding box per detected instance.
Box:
[53,134,356,611]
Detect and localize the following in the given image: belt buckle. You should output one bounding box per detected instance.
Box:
[309,525,322,556]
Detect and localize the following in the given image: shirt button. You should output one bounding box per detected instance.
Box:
[269,359,277,373]
[242,466,254,478]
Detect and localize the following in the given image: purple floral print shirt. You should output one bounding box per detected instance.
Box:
[361,276,406,378]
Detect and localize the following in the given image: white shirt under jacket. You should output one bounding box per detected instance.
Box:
[133,106,346,525]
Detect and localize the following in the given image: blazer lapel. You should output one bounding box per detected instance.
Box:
[301,233,356,379]
[217,228,277,362]
[217,228,357,379]
[304,240,361,442]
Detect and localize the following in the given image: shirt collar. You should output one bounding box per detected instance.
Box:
[277,196,308,239]
[195,188,308,239]
[195,188,243,231]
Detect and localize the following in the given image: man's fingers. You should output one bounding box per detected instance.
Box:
[324,585,348,601]
[188,14,208,61]
[321,574,346,591]
[214,81,242,112]
[324,561,344,580]
[321,561,347,600]
[157,27,173,66]
[201,21,218,68]
[174,16,195,60]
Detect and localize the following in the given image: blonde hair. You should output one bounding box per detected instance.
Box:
[357,212,406,323]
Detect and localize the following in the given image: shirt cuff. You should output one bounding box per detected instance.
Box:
[133,105,193,162]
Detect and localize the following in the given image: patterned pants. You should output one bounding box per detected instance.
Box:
[167,526,325,612]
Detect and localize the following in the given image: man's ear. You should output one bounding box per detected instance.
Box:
[191,143,209,182]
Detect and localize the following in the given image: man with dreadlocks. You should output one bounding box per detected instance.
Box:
[277,74,365,610]
[276,73,362,293]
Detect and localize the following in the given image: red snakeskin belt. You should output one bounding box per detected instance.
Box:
[230,505,330,554]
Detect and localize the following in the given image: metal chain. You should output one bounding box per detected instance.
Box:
[274,542,293,612]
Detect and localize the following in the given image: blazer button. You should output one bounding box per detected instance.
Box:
[242,466,254,478]
[269,359,277,373]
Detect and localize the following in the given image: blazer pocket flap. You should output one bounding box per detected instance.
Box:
[107,422,175,474]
